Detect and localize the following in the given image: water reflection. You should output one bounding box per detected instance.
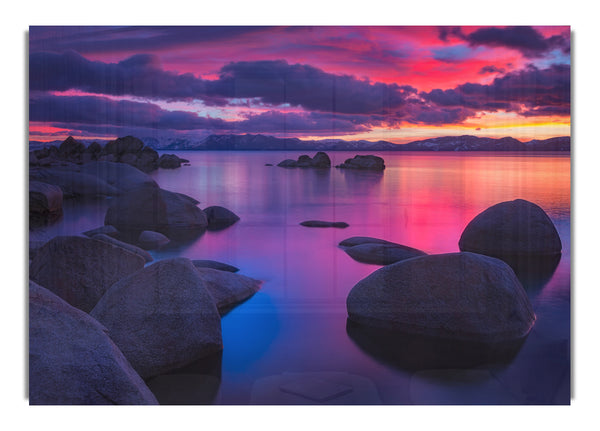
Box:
[146,351,222,405]
[346,319,526,371]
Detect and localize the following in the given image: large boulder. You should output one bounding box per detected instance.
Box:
[30,166,120,198]
[29,281,158,405]
[104,185,207,240]
[104,135,144,156]
[204,206,240,230]
[158,154,182,169]
[91,234,153,263]
[82,161,157,193]
[90,258,223,379]
[346,252,535,343]
[160,189,208,238]
[193,267,262,312]
[310,152,331,168]
[135,147,159,172]
[58,136,85,160]
[104,184,169,236]
[336,155,385,171]
[458,199,562,258]
[29,181,63,219]
[344,243,426,265]
[29,236,146,312]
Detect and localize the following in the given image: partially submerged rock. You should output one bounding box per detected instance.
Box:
[90,258,223,379]
[339,236,398,247]
[344,243,426,265]
[459,199,562,258]
[277,152,331,168]
[192,259,240,273]
[29,236,146,312]
[138,230,170,250]
[204,206,240,230]
[158,154,183,169]
[193,266,262,312]
[29,281,158,405]
[300,220,349,228]
[104,185,207,241]
[346,252,535,344]
[336,155,385,171]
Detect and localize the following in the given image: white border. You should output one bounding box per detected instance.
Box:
[3,2,597,430]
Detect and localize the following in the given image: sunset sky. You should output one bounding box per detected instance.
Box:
[29,26,570,144]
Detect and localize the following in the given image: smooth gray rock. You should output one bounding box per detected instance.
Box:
[82,161,158,193]
[29,281,158,405]
[339,236,399,247]
[158,154,182,169]
[104,184,168,235]
[344,243,426,265]
[277,159,298,167]
[459,199,562,257]
[91,234,153,263]
[29,181,63,216]
[346,252,535,343]
[138,230,170,250]
[336,155,385,171]
[310,152,332,168]
[300,220,349,228]
[193,267,262,311]
[204,206,240,230]
[160,189,208,238]
[90,258,223,379]
[104,185,206,239]
[29,236,145,312]
[30,167,119,198]
[192,259,240,273]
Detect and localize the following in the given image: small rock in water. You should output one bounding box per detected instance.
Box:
[137,230,170,250]
[300,220,349,228]
[192,259,240,273]
[336,155,385,171]
[339,236,399,247]
[344,243,426,265]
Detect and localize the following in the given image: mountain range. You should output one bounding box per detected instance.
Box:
[30,134,570,152]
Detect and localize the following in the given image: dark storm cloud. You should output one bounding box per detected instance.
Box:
[235,110,372,134]
[463,26,570,58]
[29,26,271,54]
[29,51,208,100]
[30,52,419,115]
[421,64,570,114]
[29,94,229,130]
[211,60,417,114]
[437,27,464,42]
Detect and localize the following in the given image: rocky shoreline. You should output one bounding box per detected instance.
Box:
[28,136,563,404]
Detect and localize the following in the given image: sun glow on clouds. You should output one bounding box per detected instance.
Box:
[29,25,570,143]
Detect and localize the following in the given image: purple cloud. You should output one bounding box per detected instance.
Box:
[479,65,506,74]
[464,26,570,58]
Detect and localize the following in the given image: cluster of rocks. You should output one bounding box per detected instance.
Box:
[276,152,384,171]
[336,155,385,171]
[277,152,331,168]
[30,135,188,172]
[344,199,562,359]
[29,236,262,404]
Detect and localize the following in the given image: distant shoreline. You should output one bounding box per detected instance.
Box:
[30,134,571,153]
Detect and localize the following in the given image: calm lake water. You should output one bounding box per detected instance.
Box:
[30,151,571,405]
